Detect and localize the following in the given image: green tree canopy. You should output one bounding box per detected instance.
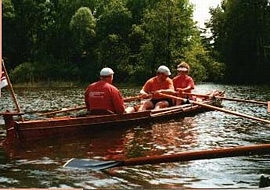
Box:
[208,0,270,84]
[3,0,225,84]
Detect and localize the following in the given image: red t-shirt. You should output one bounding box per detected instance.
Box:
[172,75,195,93]
[142,76,174,99]
[84,80,125,114]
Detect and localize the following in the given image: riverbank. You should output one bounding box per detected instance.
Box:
[10,81,143,89]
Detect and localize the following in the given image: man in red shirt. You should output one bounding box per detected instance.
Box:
[84,67,126,114]
[138,65,175,111]
[172,62,195,105]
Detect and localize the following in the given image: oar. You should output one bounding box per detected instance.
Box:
[37,105,86,116]
[38,95,144,116]
[184,92,268,106]
[63,144,270,170]
[123,95,146,102]
[159,93,270,124]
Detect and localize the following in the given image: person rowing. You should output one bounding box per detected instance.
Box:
[172,61,195,105]
[137,65,175,111]
[84,67,135,115]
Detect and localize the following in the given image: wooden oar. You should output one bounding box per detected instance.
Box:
[38,105,87,116]
[184,92,268,106]
[2,60,24,121]
[63,144,270,170]
[159,93,270,124]
[38,95,144,116]
[123,95,146,102]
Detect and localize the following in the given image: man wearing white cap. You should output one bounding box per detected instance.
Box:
[172,62,195,105]
[138,65,175,111]
[84,67,126,114]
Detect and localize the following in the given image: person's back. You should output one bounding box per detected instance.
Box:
[84,68,125,114]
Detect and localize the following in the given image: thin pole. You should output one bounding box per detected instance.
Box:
[184,92,268,106]
[159,93,270,124]
[2,60,24,121]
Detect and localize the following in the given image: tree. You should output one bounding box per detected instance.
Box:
[70,7,96,55]
[2,0,16,68]
[135,0,213,82]
[95,0,133,82]
[208,0,270,84]
[3,0,225,84]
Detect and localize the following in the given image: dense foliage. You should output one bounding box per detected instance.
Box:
[3,0,224,84]
[207,0,270,84]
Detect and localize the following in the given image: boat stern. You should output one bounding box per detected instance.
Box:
[0,111,24,145]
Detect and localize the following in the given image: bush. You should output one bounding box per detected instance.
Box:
[10,62,36,83]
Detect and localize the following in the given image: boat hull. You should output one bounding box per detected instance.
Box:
[1,98,221,145]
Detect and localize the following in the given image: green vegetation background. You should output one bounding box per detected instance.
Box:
[2,0,270,85]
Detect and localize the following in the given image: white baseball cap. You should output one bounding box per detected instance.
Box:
[157,65,171,76]
[100,67,114,76]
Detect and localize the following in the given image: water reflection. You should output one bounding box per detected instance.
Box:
[110,118,198,160]
[2,119,198,161]
[0,83,270,188]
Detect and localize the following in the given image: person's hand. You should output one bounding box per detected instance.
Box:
[140,92,150,99]
[176,88,183,95]
[152,90,163,95]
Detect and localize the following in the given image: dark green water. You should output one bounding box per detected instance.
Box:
[0,83,270,188]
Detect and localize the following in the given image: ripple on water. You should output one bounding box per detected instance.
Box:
[0,84,270,188]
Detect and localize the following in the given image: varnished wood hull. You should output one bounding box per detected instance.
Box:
[1,98,221,145]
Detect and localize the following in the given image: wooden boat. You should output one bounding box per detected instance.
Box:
[0,90,224,145]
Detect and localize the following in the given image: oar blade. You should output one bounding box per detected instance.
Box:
[63,158,122,170]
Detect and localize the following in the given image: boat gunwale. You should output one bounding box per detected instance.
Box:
[1,91,223,144]
[15,99,217,130]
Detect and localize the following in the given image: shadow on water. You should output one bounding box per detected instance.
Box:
[0,83,270,188]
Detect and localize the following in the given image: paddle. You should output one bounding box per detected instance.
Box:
[184,92,268,106]
[63,144,270,170]
[159,93,270,124]
[38,95,145,116]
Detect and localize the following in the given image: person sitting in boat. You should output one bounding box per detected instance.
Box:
[172,61,195,105]
[84,67,134,115]
[137,65,175,111]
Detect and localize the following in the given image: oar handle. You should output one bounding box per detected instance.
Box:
[159,93,270,124]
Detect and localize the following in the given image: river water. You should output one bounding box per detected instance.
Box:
[0,83,269,188]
